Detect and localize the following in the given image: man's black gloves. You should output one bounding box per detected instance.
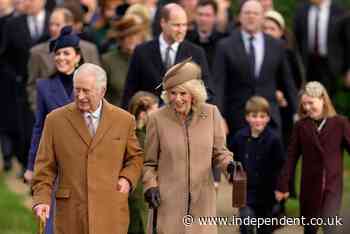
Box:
[144,187,161,208]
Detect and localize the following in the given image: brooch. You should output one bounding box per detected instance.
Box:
[199,112,208,119]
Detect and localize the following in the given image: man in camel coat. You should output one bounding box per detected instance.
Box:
[31,63,144,234]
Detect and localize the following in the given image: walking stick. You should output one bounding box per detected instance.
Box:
[38,210,47,234]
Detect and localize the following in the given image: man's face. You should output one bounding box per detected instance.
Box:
[49,11,67,39]
[161,8,188,44]
[24,0,44,16]
[196,4,216,33]
[74,73,105,113]
[0,0,13,12]
[239,0,264,34]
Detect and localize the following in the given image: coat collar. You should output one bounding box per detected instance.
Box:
[65,99,114,149]
[164,104,208,127]
[49,75,74,106]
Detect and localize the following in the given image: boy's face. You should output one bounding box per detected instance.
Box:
[246,111,270,133]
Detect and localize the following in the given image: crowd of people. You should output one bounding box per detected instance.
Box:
[1,0,350,234]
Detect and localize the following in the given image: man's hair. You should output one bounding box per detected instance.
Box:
[74,63,107,90]
[160,3,183,21]
[245,96,270,115]
[197,0,218,14]
[52,7,74,25]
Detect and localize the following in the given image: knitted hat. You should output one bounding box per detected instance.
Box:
[265,10,285,30]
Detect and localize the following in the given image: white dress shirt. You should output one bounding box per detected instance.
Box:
[159,33,180,67]
[241,30,265,78]
[27,10,46,40]
[84,101,102,134]
[308,0,331,56]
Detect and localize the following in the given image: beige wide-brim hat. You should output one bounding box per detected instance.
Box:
[111,15,145,39]
[158,57,202,90]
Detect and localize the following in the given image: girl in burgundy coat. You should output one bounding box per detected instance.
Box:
[276,81,350,234]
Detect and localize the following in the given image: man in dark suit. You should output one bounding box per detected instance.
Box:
[294,0,346,96]
[0,0,50,174]
[186,0,227,69]
[121,3,212,108]
[213,0,297,148]
[0,0,17,171]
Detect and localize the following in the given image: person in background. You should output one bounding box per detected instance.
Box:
[0,0,50,177]
[94,0,122,51]
[27,7,100,112]
[293,0,346,96]
[186,0,228,68]
[231,96,285,234]
[213,0,297,149]
[0,0,16,172]
[102,15,147,106]
[216,0,234,33]
[143,58,234,234]
[121,3,212,108]
[25,26,83,234]
[125,3,152,40]
[127,91,159,234]
[262,9,305,199]
[277,81,350,234]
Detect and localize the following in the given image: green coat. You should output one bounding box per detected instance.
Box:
[102,48,129,107]
[128,128,148,234]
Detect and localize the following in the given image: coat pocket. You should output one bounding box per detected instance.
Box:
[55,188,71,198]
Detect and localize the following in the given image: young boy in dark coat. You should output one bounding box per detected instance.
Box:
[230,96,285,234]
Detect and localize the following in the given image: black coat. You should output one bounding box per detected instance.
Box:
[231,126,285,207]
[213,30,298,140]
[0,13,49,138]
[186,27,227,69]
[121,39,212,108]
[294,2,346,77]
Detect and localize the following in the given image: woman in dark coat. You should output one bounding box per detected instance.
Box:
[24,26,82,234]
[276,81,350,234]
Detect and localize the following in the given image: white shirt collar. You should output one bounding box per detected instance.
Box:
[159,33,180,52]
[241,30,263,42]
[85,101,102,120]
[29,10,45,21]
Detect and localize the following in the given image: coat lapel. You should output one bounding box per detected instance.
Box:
[50,76,73,106]
[66,103,92,146]
[152,40,166,77]
[90,100,114,150]
[235,32,253,82]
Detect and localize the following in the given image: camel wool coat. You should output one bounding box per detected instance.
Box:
[143,103,233,234]
[32,100,144,234]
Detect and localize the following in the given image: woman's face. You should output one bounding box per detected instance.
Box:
[167,86,192,116]
[301,94,324,120]
[262,18,283,39]
[54,47,81,75]
[120,32,144,55]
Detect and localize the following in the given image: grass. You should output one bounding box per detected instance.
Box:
[285,153,350,217]
[0,175,37,234]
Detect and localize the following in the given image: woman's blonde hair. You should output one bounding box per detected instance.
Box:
[298,81,337,119]
[161,79,208,113]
